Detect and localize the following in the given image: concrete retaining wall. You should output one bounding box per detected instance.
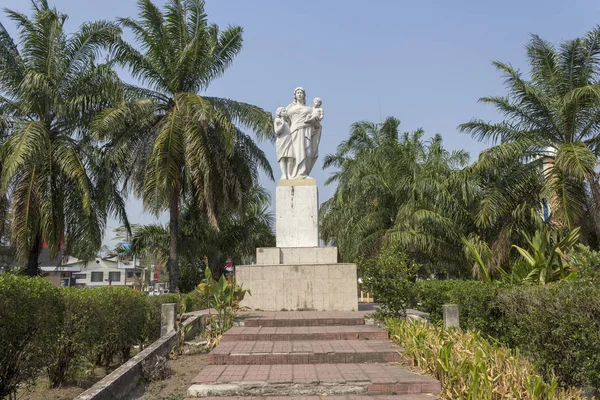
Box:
[74,311,207,400]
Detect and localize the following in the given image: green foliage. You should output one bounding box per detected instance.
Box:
[459,27,600,254]
[131,187,275,292]
[387,318,581,399]
[412,279,600,394]
[141,292,207,345]
[497,282,600,395]
[94,0,274,290]
[143,294,181,344]
[358,246,418,319]
[94,287,147,370]
[46,288,104,387]
[0,275,64,398]
[568,244,600,283]
[182,290,209,313]
[412,280,502,335]
[321,120,474,277]
[507,227,580,284]
[0,1,128,272]
[198,267,249,342]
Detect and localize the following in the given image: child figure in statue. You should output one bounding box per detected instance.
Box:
[274,107,294,180]
[306,98,323,172]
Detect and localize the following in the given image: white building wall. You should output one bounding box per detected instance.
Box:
[73,258,133,287]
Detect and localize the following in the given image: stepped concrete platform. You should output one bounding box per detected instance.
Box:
[221,325,389,342]
[207,340,403,365]
[188,310,441,399]
[239,311,367,327]
[188,364,441,396]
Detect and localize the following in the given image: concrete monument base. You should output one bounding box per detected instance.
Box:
[255,247,337,265]
[276,179,319,248]
[236,263,358,311]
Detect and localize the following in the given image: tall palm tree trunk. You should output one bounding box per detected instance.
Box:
[168,189,180,291]
[26,232,41,276]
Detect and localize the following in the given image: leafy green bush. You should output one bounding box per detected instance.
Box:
[0,275,64,398]
[497,282,600,395]
[94,287,147,369]
[143,293,181,344]
[182,290,208,312]
[411,279,600,394]
[387,318,581,399]
[358,246,418,319]
[412,280,502,336]
[46,288,104,387]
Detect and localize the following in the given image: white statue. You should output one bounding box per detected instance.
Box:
[274,107,294,179]
[275,87,324,179]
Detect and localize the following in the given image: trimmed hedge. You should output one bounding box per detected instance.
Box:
[412,280,503,336]
[0,275,64,398]
[0,275,209,396]
[411,279,600,395]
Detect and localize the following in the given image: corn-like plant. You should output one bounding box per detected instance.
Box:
[197,268,250,348]
[387,319,582,399]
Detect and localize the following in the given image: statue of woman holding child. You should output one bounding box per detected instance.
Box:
[274,87,324,180]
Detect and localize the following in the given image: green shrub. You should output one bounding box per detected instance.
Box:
[0,275,64,398]
[497,282,600,395]
[46,288,103,387]
[412,280,502,336]
[411,279,600,394]
[143,294,181,344]
[182,290,208,312]
[94,287,147,369]
[358,246,418,319]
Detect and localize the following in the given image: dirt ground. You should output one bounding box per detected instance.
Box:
[16,368,106,400]
[129,347,209,400]
[15,346,209,400]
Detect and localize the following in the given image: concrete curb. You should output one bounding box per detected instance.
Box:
[74,310,210,400]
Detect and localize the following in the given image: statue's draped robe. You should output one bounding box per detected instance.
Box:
[274,117,292,161]
[285,103,315,178]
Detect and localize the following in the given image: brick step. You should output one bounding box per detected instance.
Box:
[188,364,441,397]
[188,396,439,400]
[207,340,403,365]
[222,325,388,342]
[238,311,366,327]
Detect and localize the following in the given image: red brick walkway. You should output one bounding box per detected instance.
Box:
[187,311,440,399]
[222,325,388,341]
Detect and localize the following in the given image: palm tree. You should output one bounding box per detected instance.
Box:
[0,0,127,275]
[321,118,472,276]
[131,185,275,292]
[93,0,273,290]
[459,27,600,248]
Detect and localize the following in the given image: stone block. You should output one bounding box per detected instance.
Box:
[256,248,280,265]
[160,303,177,337]
[276,181,319,248]
[255,247,338,265]
[443,304,460,328]
[236,263,358,311]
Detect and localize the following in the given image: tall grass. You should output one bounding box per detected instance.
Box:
[387,319,583,399]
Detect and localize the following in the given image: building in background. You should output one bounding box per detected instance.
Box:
[41,251,142,288]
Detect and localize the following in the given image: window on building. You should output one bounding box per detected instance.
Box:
[91,272,103,282]
[109,272,121,282]
[126,270,134,278]
[73,273,86,280]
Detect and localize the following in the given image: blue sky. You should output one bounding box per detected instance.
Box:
[2,0,600,245]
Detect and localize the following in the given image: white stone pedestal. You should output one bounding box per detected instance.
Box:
[236,262,358,311]
[236,178,358,311]
[276,179,318,248]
